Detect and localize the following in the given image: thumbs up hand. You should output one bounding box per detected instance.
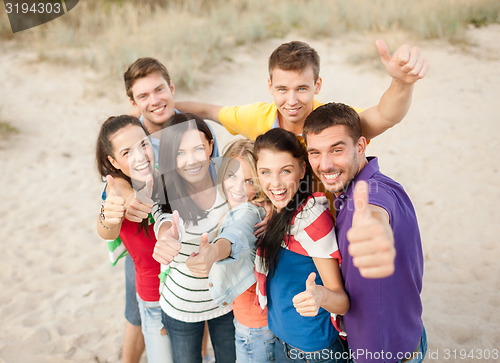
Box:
[153,210,182,265]
[125,174,154,223]
[101,175,126,228]
[346,181,396,278]
[292,272,322,317]
[186,233,216,278]
[376,39,429,84]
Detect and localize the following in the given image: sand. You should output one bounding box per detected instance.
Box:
[0,25,499,363]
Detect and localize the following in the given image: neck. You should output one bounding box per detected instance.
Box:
[278,116,305,136]
[142,119,163,135]
[186,174,214,195]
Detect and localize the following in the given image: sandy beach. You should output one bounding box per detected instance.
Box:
[0,24,499,363]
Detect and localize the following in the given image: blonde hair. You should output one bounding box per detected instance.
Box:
[218,139,265,204]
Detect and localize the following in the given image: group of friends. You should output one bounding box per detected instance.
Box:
[95,39,429,363]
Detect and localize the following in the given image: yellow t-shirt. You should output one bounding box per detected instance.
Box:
[218,99,332,140]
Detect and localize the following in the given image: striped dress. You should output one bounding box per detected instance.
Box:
[153,189,232,322]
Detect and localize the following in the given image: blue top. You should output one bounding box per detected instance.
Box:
[267,248,338,352]
[334,157,423,363]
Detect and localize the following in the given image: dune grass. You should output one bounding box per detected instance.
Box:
[1,0,499,90]
[0,120,19,138]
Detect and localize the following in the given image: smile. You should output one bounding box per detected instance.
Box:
[229,191,246,201]
[269,188,287,200]
[134,161,151,172]
[151,105,166,114]
[184,166,202,175]
[322,171,341,182]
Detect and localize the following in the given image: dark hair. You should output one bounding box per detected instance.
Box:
[268,41,320,82]
[303,102,362,144]
[124,57,172,100]
[254,128,313,276]
[95,115,151,235]
[96,115,148,183]
[156,113,214,225]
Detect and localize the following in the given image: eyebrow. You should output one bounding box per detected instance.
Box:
[177,143,204,151]
[307,141,346,152]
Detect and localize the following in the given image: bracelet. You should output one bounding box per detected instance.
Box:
[99,203,117,231]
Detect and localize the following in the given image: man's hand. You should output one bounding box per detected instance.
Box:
[102,175,125,228]
[153,210,182,265]
[292,272,322,317]
[125,174,154,223]
[346,181,396,278]
[376,39,429,84]
[185,233,215,277]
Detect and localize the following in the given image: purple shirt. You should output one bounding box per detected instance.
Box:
[335,157,423,363]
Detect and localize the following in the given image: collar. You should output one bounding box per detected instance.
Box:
[336,156,380,201]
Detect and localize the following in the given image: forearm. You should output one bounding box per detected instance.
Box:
[317,285,350,315]
[209,238,232,262]
[96,216,122,240]
[175,101,222,123]
[360,79,414,139]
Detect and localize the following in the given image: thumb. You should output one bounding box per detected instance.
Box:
[199,233,209,251]
[306,272,316,289]
[375,39,391,63]
[170,210,180,241]
[106,175,122,197]
[352,180,370,227]
[136,174,154,203]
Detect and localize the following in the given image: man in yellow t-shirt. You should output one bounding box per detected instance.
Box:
[176,40,428,141]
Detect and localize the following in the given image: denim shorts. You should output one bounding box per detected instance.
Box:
[124,255,141,326]
[234,318,276,362]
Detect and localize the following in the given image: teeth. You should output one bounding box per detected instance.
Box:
[135,162,150,171]
[185,166,202,174]
[230,192,246,200]
[323,172,340,180]
[152,106,166,114]
[271,189,286,196]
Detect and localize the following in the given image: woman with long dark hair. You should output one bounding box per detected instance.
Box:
[254,128,350,362]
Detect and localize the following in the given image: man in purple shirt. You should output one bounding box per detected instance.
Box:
[303,102,426,363]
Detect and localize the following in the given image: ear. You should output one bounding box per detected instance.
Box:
[357,136,367,157]
[300,160,307,179]
[107,155,121,171]
[314,77,322,95]
[209,139,214,156]
[268,77,273,94]
[169,80,175,95]
[129,97,137,108]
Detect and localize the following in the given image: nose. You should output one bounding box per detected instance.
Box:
[287,91,298,105]
[320,153,334,171]
[270,172,281,187]
[150,92,160,105]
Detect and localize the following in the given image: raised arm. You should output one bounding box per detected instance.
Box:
[359,39,429,140]
[175,101,223,123]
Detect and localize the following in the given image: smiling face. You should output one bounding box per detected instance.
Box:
[129,72,175,134]
[108,124,155,182]
[306,125,366,196]
[268,66,321,133]
[257,149,306,212]
[222,157,258,208]
[176,129,213,186]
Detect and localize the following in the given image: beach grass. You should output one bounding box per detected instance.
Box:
[1,0,499,90]
[0,120,20,138]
